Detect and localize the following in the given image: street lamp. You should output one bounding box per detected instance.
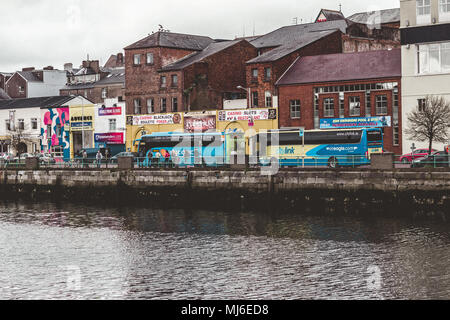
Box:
[237,86,251,109]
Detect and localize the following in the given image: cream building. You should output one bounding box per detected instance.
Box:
[401,0,450,153]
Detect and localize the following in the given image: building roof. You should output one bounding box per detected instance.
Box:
[316,9,346,22]
[124,31,214,51]
[17,71,42,82]
[95,68,125,86]
[247,29,340,64]
[276,49,401,86]
[160,40,245,71]
[347,8,400,25]
[0,96,79,110]
[0,88,10,100]
[249,20,348,49]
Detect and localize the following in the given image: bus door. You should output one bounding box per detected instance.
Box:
[366,129,384,159]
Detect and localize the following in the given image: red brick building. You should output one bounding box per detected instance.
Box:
[245,8,401,110]
[276,49,402,154]
[124,31,215,115]
[158,39,257,112]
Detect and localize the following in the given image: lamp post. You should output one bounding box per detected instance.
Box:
[237,86,251,109]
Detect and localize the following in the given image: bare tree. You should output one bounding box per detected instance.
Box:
[406,95,450,155]
[9,123,34,159]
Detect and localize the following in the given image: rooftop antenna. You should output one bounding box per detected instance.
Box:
[339,3,342,12]
[253,21,255,36]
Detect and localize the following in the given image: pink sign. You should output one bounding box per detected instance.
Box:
[99,107,122,116]
[94,133,124,145]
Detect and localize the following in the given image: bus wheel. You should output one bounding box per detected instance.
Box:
[328,157,339,168]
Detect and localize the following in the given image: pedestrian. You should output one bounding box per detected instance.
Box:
[184,149,191,167]
[82,150,88,168]
[96,150,103,169]
[164,151,170,167]
[155,150,162,167]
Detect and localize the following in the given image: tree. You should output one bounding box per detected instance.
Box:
[406,95,450,155]
[9,123,34,158]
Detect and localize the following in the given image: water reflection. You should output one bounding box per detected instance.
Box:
[0,200,449,299]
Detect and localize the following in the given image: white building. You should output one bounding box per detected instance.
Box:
[94,98,126,155]
[401,0,450,152]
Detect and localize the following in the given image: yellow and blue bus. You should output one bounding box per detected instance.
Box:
[251,128,384,168]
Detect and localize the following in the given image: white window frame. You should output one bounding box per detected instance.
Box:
[417,0,431,25]
[146,53,154,65]
[375,95,388,115]
[101,88,107,99]
[109,119,117,131]
[18,119,25,130]
[265,91,272,107]
[31,118,38,130]
[172,97,178,112]
[323,98,335,118]
[147,98,154,113]
[417,42,450,75]
[349,96,361,116]
[440,0,450,22]
[290,100,301,119]
[134,99,142,114]
[161,98,167,113]
[133,54,141,65]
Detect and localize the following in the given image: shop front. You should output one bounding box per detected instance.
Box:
[69,105,95,158]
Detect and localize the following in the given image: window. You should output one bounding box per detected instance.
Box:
[417,0,431,24]
[265,91,272,107]
[440,0,450,21]
[134,54,141,65]
[417,42,450,74]
[323,98,334,117]
[418,98,426,111]
[134,99,142,114]
[251,92,259,107]
[172,97,178,112]
[109,119,116,131]
[376,95,388,115]
[56,124,61,136]
[251,68,258,81]
[393,126,399,146]
[290,100,301,119]
[5,120,10,131]
[349,96,361,116]
[161,98,167,113]
[19,86,25,93]
[147,98,154,113]
[18,119,24,130]
[160,76,167,88]
[146,53,154,64]
[31,118,37,130]
[264,68,271,81]
[101,88,107,99]
[51,146,64,158]
[171,75,178,87]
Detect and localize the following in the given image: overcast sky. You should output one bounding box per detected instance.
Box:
[0,0,399,72]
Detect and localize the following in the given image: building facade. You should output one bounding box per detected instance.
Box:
[401,0,450,152]
[5,67,67,99]
[276,50,402,154]
[94,98,126,155]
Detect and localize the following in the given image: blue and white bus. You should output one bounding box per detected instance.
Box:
[251,128,384,168]
[135,131,244,167]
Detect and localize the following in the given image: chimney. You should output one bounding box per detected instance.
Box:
[43,66,54,70]
[90,60,100,73]
[22,67,35,72]
[64,63,73,72]
[117,53,124,66]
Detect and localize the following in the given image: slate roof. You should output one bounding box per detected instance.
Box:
[347,8,400,25]
[17,71,42,82]
[316,9,345,22]
[247,29,341,64]
[276,49,401,86]
[160,40,245,71]
[249,20,348,49]
[125,31,214,51]
[95,69,125,86]
[0,96,78,110]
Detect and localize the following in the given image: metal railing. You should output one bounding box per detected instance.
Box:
[1,154,449,170]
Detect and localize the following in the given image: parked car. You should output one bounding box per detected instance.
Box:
[412,151,450,168]
[399,148,437,164]
[110,152,138,164]
[0,153,14,161]
[36,153,56,164]
[12,153,35,162]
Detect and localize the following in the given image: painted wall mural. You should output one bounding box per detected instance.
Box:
[41,107,70,159]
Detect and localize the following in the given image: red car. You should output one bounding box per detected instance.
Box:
[399,148,437,164]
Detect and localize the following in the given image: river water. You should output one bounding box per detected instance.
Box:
[0,200,449,300]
